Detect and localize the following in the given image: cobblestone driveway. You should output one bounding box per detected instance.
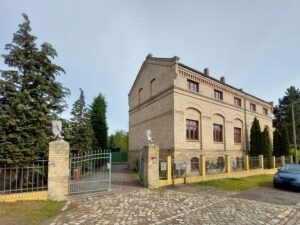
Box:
[48,164,300,225]
[49,188,300,225]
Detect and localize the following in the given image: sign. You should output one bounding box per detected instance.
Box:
[160,162,167,171]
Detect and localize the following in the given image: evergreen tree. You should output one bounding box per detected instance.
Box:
[273,129,281,157]
[261,127,272,168]
[69,89,93,151]
[90,94,108,150]
[250,117,262,156]
[0,14,69,165]
[273,86,300,144]
[279,126,289,156]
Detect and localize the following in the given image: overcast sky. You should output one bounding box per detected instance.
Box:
[1,0,300,134]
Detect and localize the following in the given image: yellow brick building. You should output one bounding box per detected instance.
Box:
[128,54,273,174]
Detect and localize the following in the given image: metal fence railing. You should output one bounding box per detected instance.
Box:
[231,157,244,171]
[172,163,187,178]
[275,157,281,168]
[206,156,225,174]
[249,156,260,169]
[285,156,292,164]
[0,160,48,194]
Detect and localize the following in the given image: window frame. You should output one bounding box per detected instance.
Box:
[263,108,268,115]
[214,89,223,100]
[186,119,199,140]
[213,124,223,142]
[234,97,242,107]
[250,103,256,112]
[234,127,242,144]
[187,79,199,93]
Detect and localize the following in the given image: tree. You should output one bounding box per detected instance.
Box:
[0,14,69,165]
[69,89,93,151]
[108,135,116,150]
[90,94,108,150]
[273,86,300,144]
[250,117,262,156]
[261,127,272,168]
[273,126,289,157]
[114,130,129,151]
[273,129,281,157]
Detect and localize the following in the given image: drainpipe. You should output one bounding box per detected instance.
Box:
[243,93,249,155]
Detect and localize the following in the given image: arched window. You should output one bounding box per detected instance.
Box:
[150,78,156,97]
[138,88,143,104]
[191,157,199,171]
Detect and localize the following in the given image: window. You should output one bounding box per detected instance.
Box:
[213,124,223,142]
[214,90,223,100]
[191,157,199,171]
[187,79,199,92]
[250,103,256,111]
[263,108,268,115]
[150,79,156,97]
[234,97,241,107]
[186,119,199,140]
[138,88,143,104]
[234,127,242,143]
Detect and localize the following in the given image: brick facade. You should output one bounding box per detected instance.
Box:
[128,54,273,175]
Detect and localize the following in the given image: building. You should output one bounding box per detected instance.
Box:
[128,54,273,174]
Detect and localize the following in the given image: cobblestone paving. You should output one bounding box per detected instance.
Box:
[49,189,300,225]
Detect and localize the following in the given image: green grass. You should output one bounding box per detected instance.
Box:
[0,200,67,225]
[195,174,273,191]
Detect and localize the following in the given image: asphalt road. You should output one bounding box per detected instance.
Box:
[233,186,300,206]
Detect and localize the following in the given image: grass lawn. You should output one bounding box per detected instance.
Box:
[195,174,273,191]
[0,200,66,225]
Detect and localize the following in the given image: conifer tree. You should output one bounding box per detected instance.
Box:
[279,126,289,156]
[0,14,69,165]
[70,89,93,151]
[273,129,281,157]
[261,127,272,168]
[250,117,262,156]
[90,94,108,150]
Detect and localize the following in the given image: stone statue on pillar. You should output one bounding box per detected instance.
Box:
[52,120,64,140]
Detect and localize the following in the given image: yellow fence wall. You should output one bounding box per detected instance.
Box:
[0,191,48,202]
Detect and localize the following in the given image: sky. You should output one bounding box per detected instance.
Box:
[1,0,300,134]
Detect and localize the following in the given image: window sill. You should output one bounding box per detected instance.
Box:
[186,139,200,142]
[213,142,224,144]
[234,143,242,145]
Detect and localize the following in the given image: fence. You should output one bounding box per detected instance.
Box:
[0,160,48,195]
[158,154,290,188]
[206,156,225,174]
[232,157,245,171]
[249,156,260,169]
[111,151,128,163]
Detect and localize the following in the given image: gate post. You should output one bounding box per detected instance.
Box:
[143,144,159,189]
[48,140,70,200]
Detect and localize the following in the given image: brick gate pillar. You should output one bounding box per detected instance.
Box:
[143,144,159,189]
[48,140,70,200]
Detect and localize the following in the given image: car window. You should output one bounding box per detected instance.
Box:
[280,164,300,173]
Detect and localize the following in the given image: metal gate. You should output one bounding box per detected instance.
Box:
[139,151,144,184]
[69,150,111,195]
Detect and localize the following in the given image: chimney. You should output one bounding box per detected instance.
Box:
[204,68,209,76]
[220,76,225,83]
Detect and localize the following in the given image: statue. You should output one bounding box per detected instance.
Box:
[52,120,64,140]
[146,129,154,145]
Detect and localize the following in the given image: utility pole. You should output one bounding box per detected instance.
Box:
[292,103,298,163]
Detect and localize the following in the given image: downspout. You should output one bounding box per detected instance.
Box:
[244,93,249,155]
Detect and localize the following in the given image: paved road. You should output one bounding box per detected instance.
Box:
[48,165,300,225]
